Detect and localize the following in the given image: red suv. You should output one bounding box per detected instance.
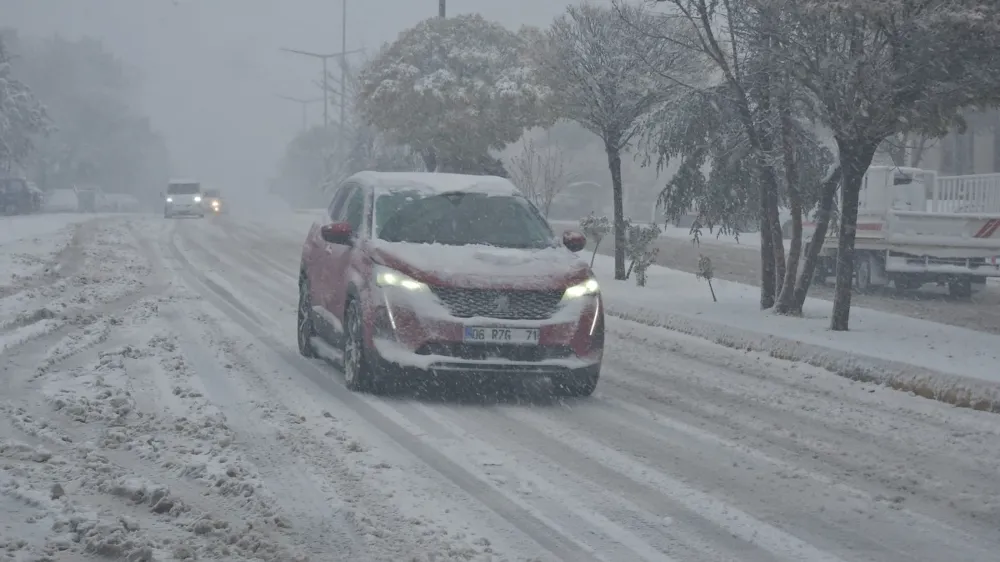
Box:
[296,172,604,396]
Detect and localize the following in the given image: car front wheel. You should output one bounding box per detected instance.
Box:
[297,275,317,357]
[343,298,381,393]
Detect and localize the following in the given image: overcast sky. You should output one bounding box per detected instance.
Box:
[1,0,584,194]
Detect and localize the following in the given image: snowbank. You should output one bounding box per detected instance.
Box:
[550,219,794,252]
[590,254,1000,413]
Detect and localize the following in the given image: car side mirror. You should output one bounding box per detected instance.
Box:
[563,230,587,252]
[321,222,353,245]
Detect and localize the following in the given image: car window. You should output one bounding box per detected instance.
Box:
[167,183,201,195]
[327,186,352,221]
[376,192,553,249]
[344,187,366,235]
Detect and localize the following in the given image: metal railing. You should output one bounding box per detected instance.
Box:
[932,173,1000,213]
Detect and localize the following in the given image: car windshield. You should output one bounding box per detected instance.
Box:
[167,183,200,195]
[204,189,220,197]
[375,190,554,249]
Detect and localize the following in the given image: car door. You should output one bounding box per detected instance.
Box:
[321,185,368,334]
[306,187,350,336]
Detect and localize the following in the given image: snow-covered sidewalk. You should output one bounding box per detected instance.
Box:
[589,254,1000,412]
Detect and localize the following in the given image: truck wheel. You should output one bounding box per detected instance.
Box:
[854,254,874,293]
[948,278,973,299]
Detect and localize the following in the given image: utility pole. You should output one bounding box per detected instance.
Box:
[276,95,323,132]
[340,0,348,148]
[439,0,445,17]
[279,46,362,129]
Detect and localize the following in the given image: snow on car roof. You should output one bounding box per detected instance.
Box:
[168,178,200,185]
[350,171,521,196]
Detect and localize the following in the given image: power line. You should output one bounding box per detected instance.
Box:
[278,46,362,130]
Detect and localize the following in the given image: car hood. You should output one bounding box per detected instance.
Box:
[370,240,591,290]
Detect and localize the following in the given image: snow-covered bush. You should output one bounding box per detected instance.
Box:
[696,254,717,302]
[625,221,660,287]
[579,214,611,267]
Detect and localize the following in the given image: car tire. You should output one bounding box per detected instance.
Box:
[297,274,317,358]
[343,298,382,393]
[553,368,599,398]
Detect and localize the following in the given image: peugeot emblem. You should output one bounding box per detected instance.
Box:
[493,295,510,313]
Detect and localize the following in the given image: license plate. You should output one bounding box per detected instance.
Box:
[463,326,539,345]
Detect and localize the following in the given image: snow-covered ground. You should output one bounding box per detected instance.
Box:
[587,254,1000,407]
[0,214,106,293]
[2,212,999,561]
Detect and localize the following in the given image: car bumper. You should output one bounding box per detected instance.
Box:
[166,205,203,215]
[366,292,604,377]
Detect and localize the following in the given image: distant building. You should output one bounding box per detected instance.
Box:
[915,110,1000,175]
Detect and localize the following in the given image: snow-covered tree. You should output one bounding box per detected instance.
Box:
[275,125,338,207]
[10,33,169,199]
[535,4,692,280]
[629,0,796,308]
[357,15,548,174]
[643,77,836,313]
[0,36,48,172]
[770,0,1000,330]
[346,123,424,177]
[506,136,575,216]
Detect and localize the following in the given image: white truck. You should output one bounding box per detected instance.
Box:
[805,166,1000,297]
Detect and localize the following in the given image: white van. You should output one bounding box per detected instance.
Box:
[164,179,205,218]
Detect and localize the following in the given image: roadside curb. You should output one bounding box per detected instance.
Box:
[606,304,1000,414]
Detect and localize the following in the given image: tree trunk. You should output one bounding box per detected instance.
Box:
[775,109,803,313]
[606,147,627,280]
[830,140,878,331]
[910,135,928,168]
[761,164,786,297]
[421,149,437,172]
[759,211,776,309]
[791,167,842,313]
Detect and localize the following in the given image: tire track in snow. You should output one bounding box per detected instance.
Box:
[161,306,372,561]
[595,329,1000,542]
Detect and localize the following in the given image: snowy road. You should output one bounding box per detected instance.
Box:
[2,214,999,561]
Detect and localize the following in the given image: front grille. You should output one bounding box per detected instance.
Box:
[430,288,562,320]
[417,343,574,362]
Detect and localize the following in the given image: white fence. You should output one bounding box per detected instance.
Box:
[932,173,1000,213]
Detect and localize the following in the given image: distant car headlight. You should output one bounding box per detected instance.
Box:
[374,265,428,292]
[563,278,600,299]
[166,197,173,203]
[193,196,202,202]
[211,200,220,207]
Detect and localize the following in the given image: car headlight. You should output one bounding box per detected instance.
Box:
[211,200,220,207]
[563,278,600,299]
[374,265,428,292]
[193,196,202,202]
